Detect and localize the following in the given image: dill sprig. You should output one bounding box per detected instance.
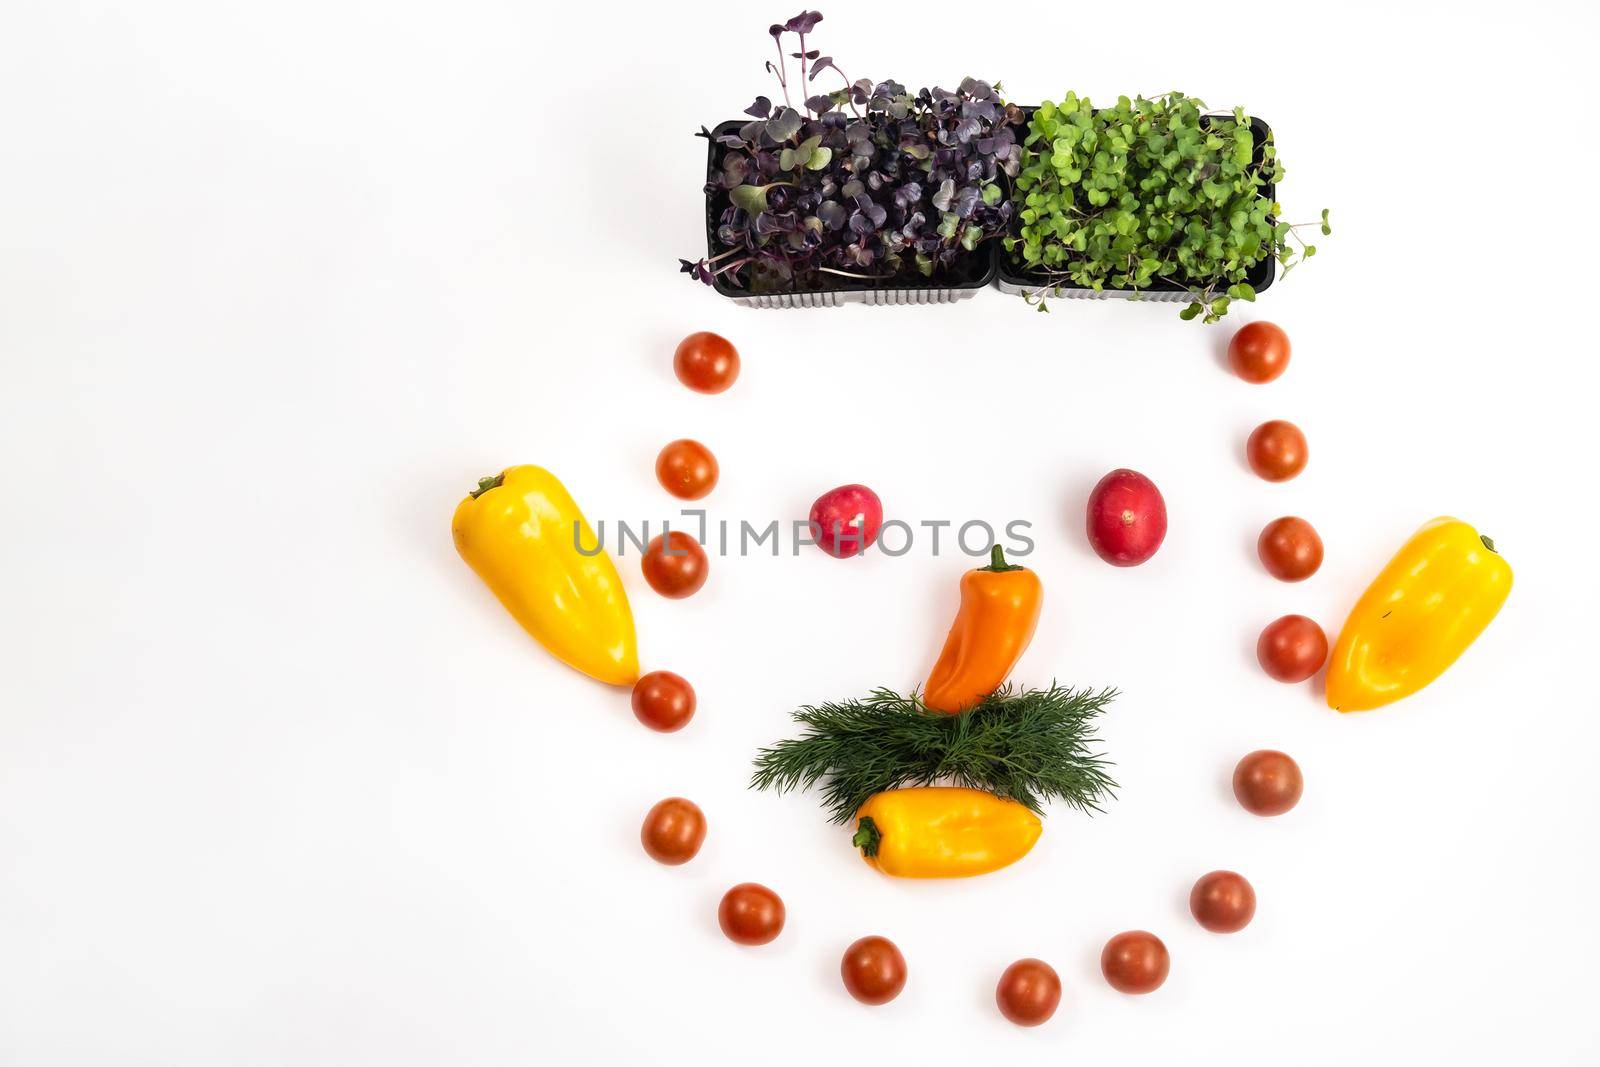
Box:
[750,684,1118,824]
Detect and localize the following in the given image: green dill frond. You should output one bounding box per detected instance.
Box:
[750,684,1118,824]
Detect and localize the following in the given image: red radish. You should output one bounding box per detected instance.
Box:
[809,484,882,558]
[1086,469,1167,566]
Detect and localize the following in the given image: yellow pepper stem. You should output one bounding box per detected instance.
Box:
[852,816,882,858]
[470,473,504,499]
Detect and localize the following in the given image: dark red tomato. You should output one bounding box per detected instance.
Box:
[640,797,706,865]
[673,331,740,394]
[1232,750,1303,816]
[631,671,695,732]
[1256,614,1328,682]
[718,883,784,946]
[1227,321,1291,383]
[1100,931,1169,994]
[655,439,719,501]
[641,531,708,599]
[995,958,1061,1026]
[840,936,907,1005]
[1257,516,1324,581]
[1086,468,1167,566]
[1246,420,1308,482]
[1190,870,1256,933]
[809,484,883,558]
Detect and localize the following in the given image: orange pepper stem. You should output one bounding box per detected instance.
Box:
[852,816,882,858]
[470,473,504,499]
[981,544,1023,572]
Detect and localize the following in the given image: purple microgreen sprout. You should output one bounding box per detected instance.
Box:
[685,12,1019,293]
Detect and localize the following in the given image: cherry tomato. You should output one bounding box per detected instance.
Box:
[995,958,1061,1026]
[673,331,740,394]
[631,671,695,732]
[1100,931,1169,994]
[1257,614,1328,682]
[655,439,719,501]
[1233,750,1303,816]
[641,531,708,599]
[1227,321,1291,383]
[1257,516,1324,581]
[1190,871,1256,933]
[640,797,706,866]
[840,936,907,1005]
[718,883,784,946]
[1246,420,1308,482]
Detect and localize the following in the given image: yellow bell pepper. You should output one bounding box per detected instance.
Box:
[1326,517,1511,712]
[452,465,639,686]
[851,787,1042,878]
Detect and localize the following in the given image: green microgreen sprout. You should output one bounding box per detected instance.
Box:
[1007,92,1330,322]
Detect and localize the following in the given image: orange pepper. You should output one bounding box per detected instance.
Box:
[922,546,1043,713]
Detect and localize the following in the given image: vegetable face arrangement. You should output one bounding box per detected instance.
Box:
[752,550,1117,878]
[454,26,1515,1016]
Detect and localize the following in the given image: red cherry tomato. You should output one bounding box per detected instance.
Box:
[1190,871,1256,933]
[840,936,907,1005]
[640,797,706,865]
[1233,750,1303,816]
[1256,614,1328,682]
[673,332,740,394]
[641,532,708,599]
[1247,420,1308,482]
[718,883,784,945]
[995,958,1061,1026]
[1227,321,1291,383]
[1257,516,1323,581]
[631,671,695,732]
[655,439,719,500]
[1100,931,1169,994]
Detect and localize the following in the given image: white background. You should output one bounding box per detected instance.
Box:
[3,1,1598,1063]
